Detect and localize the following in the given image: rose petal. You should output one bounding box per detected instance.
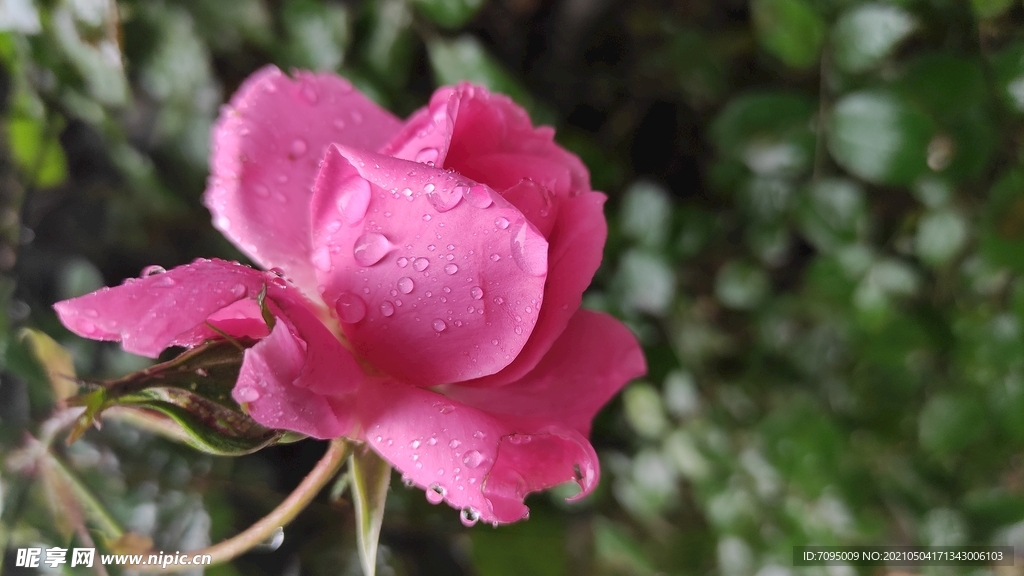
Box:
[205,65,403,297]
[466,191,608,387]
[309,145,548,386]
[442,309,645,436]
[360,381,600,524]
[54,259,280,357]
[379,87,460,167]
[234,317,362,439]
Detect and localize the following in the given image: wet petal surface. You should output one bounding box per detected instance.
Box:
[309,145,548,386]
[205,65,403,297]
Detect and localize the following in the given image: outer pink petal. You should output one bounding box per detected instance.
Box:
[442,309,645,436]
[204,65,403,296]
[54,259,279,357]
[359,381,599,524]
[309,145,548,386]
[233,317,362,439]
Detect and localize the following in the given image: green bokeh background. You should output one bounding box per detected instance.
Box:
[3,0,1024,574]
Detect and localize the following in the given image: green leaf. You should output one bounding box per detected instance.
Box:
[715,261,769,310]
[349,448,391,576]
[919,394,987,456]
[827,89,936,185]
[991,43,1024,116]
[7,115,68,188]
[471,511,566,576]
[751,0,825,70]
[414,0,485,29]
[797,178,866,253]
[70,340,284,455]
[831,3,916,74]
[971,0,1014,18]
[18,328,78,405]
[710,91,816,178]
[981,169,1024,272]
[915,209,968,266]
[426,35,553,124]
[897,55,995,180]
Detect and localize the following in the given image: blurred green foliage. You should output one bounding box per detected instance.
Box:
[3,0,1024,575]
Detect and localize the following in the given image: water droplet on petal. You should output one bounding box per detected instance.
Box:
[444,264,459,275]
[312,246,333,272]
[237,386,260,402]
[142,265,166,277]
[290,139,307,157]
[462,450,485,468]
[333,118,346,130]
[397,257,409,268]
[432,319,447,332]
[402,475,415,488]
[460,507,480,527]
[153,276,176,287]
[449,439,461,448]
[231,284,246,297]
[426,186,462,212]
[410,439,421,449]
[413,258,429,272]
[511,222,548,276]
[401,187,414,198]
[490,253,501,262]
[353,232,391,266]
[463,185,493,208]
[422,214,432,222]
[470,286,483,300]
[335,175,371,224]
[398,277,415,294]
[380,301,395,317]
[415,148,439,164]
[495,217,510,229]
[473,430,486,439]
[426,484,445,504]
[335,292,367,323]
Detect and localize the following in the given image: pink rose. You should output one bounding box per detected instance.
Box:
[54,66,646,525]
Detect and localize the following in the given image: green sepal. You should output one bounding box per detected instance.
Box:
[67,339,284,456]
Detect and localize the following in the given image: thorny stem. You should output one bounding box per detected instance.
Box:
[129,438,350,572]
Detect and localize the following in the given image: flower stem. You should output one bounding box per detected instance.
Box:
[129,438,350,573]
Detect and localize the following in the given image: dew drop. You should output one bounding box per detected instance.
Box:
[460,507,480,527]
[432,318,447,332]
[413,258,430,272]
[462,450,485,468]
[449,439,461,448]
[236,386,260,402]
[490,253,501,262]
[511,222,548,276]
[333,118,346,130]
[426,484,445,504]
[142,265,166,277]
[289,139,307,157]
[401,187,414,198]
[463,185,493,208]
[473,430,486,439]
[335,175,371,224]
[335,292,367,323]
[402,475,415,488]
[444,264,459,275]
[422,214,432,222]
[380,301,395,317]
[410,439,421,449]
[398,277,415,294]
[470,286,483,300]
[353,232,391,266]
[427,437,438,446]
[153,276,177,287]
[396,257,409,268]
[495,217,510,230]
[231,284,246,297]
[493,296,504,305]
[426,185,462,212]
[415,148,439,164]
